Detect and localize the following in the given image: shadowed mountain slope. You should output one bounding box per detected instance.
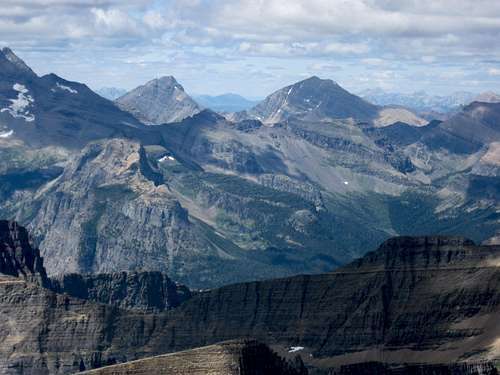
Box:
[0,49,152,150]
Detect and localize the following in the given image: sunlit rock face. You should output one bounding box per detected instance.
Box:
[116,76,202,125]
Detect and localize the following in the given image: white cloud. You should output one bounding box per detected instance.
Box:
[361,58,386,66]
[489,68,500,76]
[1,0,500,97]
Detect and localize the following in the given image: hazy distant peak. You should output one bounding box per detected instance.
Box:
[473,91,500,104]
[95,87,127,100]
[194,93,259,112]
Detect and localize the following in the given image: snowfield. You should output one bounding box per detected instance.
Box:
[159,155,176,162]
[0,129,14,138]
[56,82,78,94]
[0,83,35,122]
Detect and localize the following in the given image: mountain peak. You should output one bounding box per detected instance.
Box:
[303,75,321,82]
[144,76,182,89]
[240,75,377,124]
[300,75,338,86]
[0,47,36,77]
[116,76,201,125]
[155,75,178,84]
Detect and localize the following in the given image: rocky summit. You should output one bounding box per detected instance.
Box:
[115,76,202,125]
[230,76,427,127]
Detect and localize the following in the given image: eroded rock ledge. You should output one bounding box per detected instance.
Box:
[80,340,307,375]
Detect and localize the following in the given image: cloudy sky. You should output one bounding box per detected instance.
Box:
[1,0,500,98]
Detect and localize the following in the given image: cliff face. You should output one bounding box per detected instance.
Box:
[2,233,500,374]
[79,340,307,375]
[0,220,47,285]
[18,138,315,289]
[328,361,498,375]
[49,271,191,313]
[146,236,500,363]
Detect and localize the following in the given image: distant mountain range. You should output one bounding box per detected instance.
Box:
[360,88,500,117]
[97,88,259,113]
[194,93,259,112]
[95,87,127,100]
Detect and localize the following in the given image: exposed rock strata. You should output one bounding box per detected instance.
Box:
[80,340,307,375]
[0,220,47,285]
[49,271,191,313]
[328,361,498,375]
[2,233,500,374]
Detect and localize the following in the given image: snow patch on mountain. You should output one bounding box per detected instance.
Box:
[0,129,14,138]
[0,83,35,122]
[56,82,78,94]
[159,155,176,162]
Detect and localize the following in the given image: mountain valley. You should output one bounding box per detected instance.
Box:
[0,48,499,290]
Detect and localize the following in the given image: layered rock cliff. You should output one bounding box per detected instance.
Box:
[328,361,498,375]
[2,232,500,374]
[0,220,47,285]
[49,271,191,313]
[140,236,500,365]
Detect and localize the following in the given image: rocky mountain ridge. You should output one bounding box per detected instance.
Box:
[115,76,201,125]
[15,138,305,288]
[0,48,149,150]
[230,76,427,127]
